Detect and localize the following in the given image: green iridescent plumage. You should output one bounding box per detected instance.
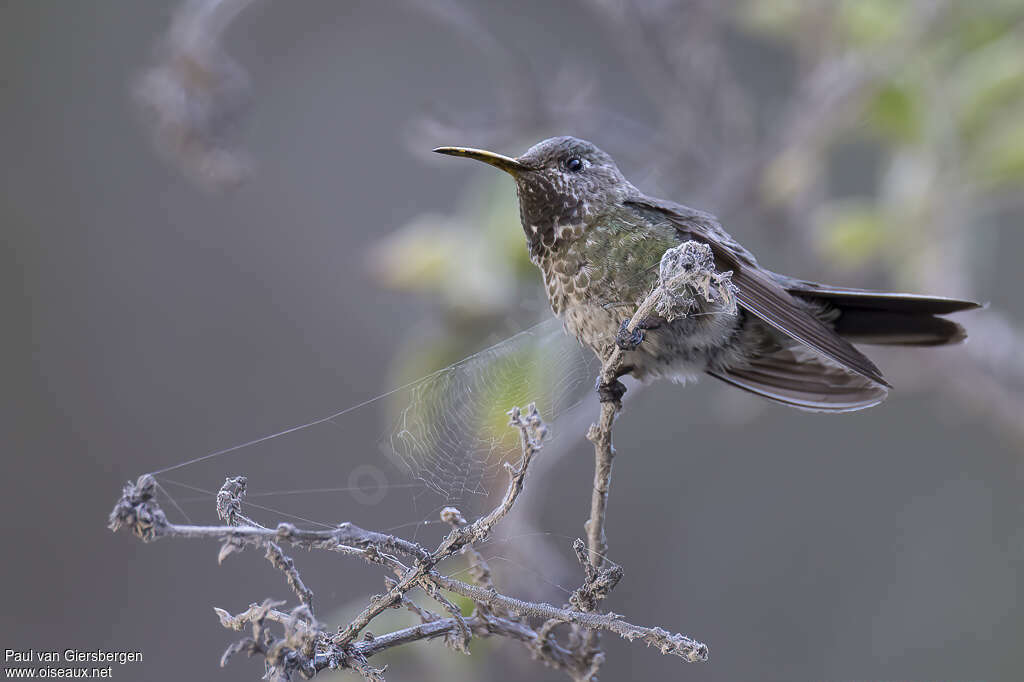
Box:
[435,137,980,412]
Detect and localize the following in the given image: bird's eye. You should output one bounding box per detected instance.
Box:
[564,157,583,172]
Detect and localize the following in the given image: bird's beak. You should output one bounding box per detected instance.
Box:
[433,146,526,175]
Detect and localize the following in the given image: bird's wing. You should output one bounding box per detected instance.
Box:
[625,195,890,387]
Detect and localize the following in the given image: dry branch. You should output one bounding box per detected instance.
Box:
[110,400,708,681]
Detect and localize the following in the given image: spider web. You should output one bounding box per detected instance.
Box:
[388,320,600,499]
[137,226,674,534]
[142,317,602,532]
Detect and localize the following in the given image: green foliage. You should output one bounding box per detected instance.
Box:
[736,0,805,38]
[816,201,889,268]
[367,175,533,316]
[839,0,910,46]
[742,2,1024,268]
[953,30,1024,141]
[865,81,922,144]
[973,110,1024,185]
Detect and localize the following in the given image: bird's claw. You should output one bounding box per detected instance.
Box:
[615,319,644,351]
[596,378,627,404]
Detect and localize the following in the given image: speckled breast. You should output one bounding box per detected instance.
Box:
[532,213,748,379]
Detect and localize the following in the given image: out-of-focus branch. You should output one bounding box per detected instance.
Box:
[135,0,258,190]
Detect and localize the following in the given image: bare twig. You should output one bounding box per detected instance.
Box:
[429,573,707,662]
[441,506,498,593]
[333,405,548,648]
[135,0,258,190]
[567,246,723,677]
[109,399,708,681]
[217,476,314,609]
[583,248,698,572]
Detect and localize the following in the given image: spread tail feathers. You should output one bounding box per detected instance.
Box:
[708,283,980,412]
[783,282,981,347]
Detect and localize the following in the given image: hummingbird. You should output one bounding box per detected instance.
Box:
[434,137,980,411]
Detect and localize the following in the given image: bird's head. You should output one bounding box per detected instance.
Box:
[434,136,637,253]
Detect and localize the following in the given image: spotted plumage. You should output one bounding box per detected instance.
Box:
[435,137,980,412]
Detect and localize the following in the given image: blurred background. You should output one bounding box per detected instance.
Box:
[3,1,1024,680]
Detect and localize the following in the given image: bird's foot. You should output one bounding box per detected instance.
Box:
[615,319,644,351]
[596,377,627,404]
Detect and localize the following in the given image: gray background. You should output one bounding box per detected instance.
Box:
[3,2,1022,681]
